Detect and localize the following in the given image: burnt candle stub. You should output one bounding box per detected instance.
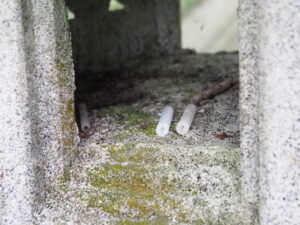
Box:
[79,103,91,133]
[176,104,197,135]
[156,106,174,137]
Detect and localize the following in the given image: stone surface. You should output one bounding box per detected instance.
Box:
[238,1,260,224]
[239,1,300,224]
[0,1,77,224]
[36,53,242,224]
[66,0,181,75]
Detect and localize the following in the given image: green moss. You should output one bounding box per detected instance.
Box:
[60,98,76,153]
[56,41,73,62]
[116,221,149,225]
[114,131,131,141]
[57,175,67,192]
[54,56,77,184]
[142,123,156,135]
[72,144,240,224]
[55,40,73,90]
[116,220,168,225]
[190,219,205,225]
[105,144,160,164]
[56,63,72,89]
[53,55,76,151]
[98,105,156,136]
[75,144,195,223]
[59,171,69,184]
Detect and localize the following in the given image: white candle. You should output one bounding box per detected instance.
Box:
[176,104,197,135]
[79,103,90,133]
[156,106,174,137]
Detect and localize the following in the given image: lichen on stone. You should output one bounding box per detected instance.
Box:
[37,53,242,225]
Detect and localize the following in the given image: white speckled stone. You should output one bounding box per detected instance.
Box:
[0,1,77,224]
[35,53,242,225]
[238,0,260,224]
[239,1,300,224]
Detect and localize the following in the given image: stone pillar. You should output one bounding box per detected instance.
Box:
[239,1,300,224]
[0,1,77,224]
[238,0,260,224]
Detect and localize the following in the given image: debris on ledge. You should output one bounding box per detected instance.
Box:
[37,52,242,225]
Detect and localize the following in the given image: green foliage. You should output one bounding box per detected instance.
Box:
[180,0,202,16]
[109,0,125,11]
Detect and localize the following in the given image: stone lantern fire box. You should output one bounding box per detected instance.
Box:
[1,0,300,225]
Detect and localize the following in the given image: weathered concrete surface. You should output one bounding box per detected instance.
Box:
[66,0,181,74]
[0,1,77,224]
[37,53,242,224]
[238,1,260,224]
[239,1,300,224]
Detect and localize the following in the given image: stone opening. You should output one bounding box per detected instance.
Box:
[48,1,240,223]
[65,0,182,132]
[64,0,239,143]
[2,0,300,224]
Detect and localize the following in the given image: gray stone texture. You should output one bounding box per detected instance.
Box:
[0,0,77,224]
[239,1,300,224]
[2,0,300,224]
[36,52,242,224]
[238,0,260,224]
[66,0,181,75]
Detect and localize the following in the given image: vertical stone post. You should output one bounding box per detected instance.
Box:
[238,0,260,224]
[239,1,300,224]
[0,1,77,224]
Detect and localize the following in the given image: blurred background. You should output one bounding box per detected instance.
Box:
[181,0,238,53]
[68,0,239,54]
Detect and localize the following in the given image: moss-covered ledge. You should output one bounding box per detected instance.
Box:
[37,52,242,225]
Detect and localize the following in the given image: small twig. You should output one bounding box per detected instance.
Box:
[197,99,216,107]
[214,132,234,140]
[192,77,239,106]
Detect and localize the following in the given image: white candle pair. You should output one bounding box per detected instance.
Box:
[156,104,198,136]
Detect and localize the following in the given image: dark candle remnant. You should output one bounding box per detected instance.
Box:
[214,132,234,140]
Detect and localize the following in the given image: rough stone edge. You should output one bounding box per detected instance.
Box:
[257,1,300,224]
[239,1,300,224]
[0,1,36,224]
[238,1,260,224]
[0,1,77,224]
